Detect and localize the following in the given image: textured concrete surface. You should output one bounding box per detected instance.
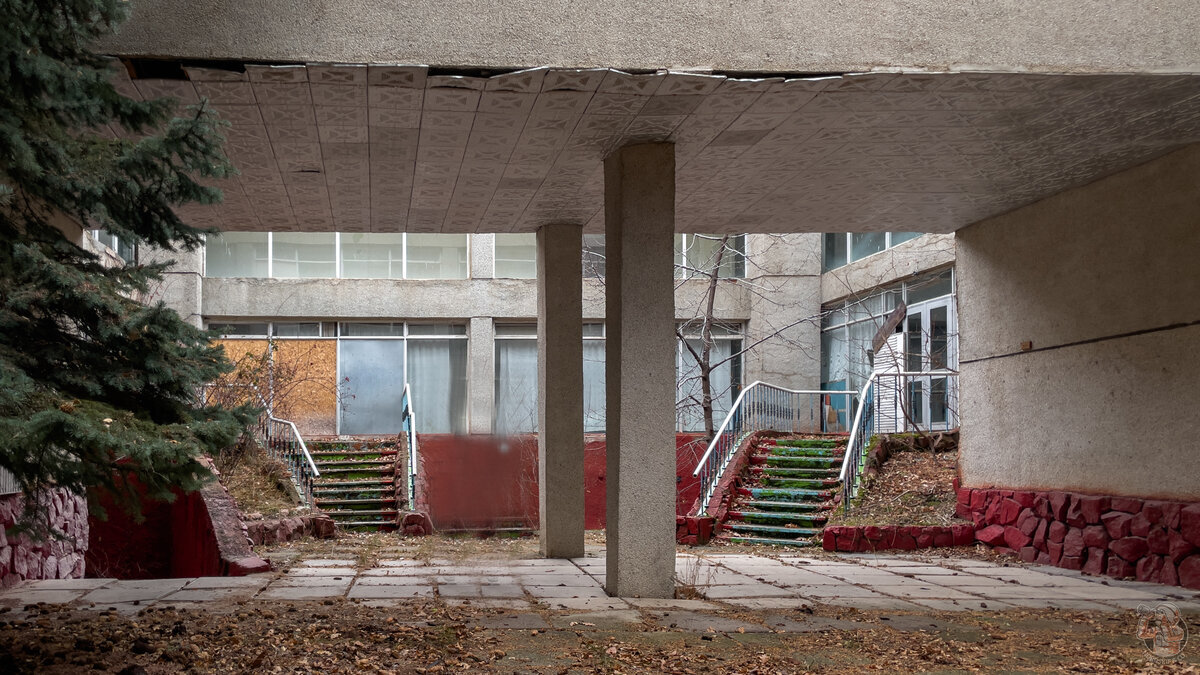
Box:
[604,143,678,598]
[957,143,1200,499]
[537,224,585,558]
[3,551,1196,614]
[104,1,1200,73]
[820,233,956,304]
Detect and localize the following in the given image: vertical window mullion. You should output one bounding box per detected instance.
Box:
[402,233,408,280]
[335,232,342,278]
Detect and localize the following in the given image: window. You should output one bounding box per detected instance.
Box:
[676,234,746,279]
[582,234,606,279]
[272,233,336,278]
[204,232,468,280]
[676,322,744,432]
[583,323,606,433]
[822,232,926,272]
[494,324,538,434]
[211,322,269,338]
[494,233,537,278]
[340,233,404,279]
[91,230,136,264]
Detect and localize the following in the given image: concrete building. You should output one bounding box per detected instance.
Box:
[99,0,1200,596]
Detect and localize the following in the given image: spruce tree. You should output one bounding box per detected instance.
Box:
[0,0,251,526]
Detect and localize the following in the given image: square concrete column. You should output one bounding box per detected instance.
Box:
[467,317,495,434]
[537,224,585,558]
[604,143,676,598]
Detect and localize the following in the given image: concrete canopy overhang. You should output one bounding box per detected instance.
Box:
[110,63,1200,235]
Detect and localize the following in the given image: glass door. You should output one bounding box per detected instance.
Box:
[339,339,406,434]
[903,298,956,431]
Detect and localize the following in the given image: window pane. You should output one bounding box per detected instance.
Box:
[495,338,538,434]
[341,323,404,337]
[583,340,605,432]
[407,234,467,279]
[677,338,739,432]
[408,324,467,336]
[206,232,268,278]
[719,234,746,278]
[906,269,954,305]
[494,233,537,278]
[408,339,468,434]
[211,322,269,337]
[850,232,886,261]
[582,323,605,337]
[582,234,605,278]
[339,340,406,434]
[340,232,404,279]
[495,324,536,337]
[273,232,335,278]
[889,231,921,246]
[273,322,322,337]
[822,233,847,271]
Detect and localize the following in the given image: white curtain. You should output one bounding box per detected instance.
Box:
[677,338,735,432]
[582,341,606,432]
[407,339,468,434]
[494,340,538,434]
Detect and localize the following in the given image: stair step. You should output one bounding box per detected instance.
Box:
[336,522,399,530]
[727,511,828,527]
[719,535,816,548]
[310,450,397,459]
[325,509,399,519]
[773,439,842,449]
[726,522,822,538]
[313,459,394,468]
[746,487,834,501]
[755,455,841,469]
[741,500,824,513]
[765,446,839,458]
[316,498,398,507]
[758,467,840,478]
[761,477,841,489]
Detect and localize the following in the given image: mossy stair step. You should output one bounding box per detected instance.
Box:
[309,450,396,461]
[312,459,393,471]
[720,535,815,548]
[325,509,398,520]
[761,476,841,490]
[727,510,828,528]
[763,446,839,458]
[316,498,397,510]
[337,521,399,531]
[772,439,841,449]
[744,486,834,501]
[757,467,840,479]
[755,455,841,469]
[725,522,822,539]
[742,499,824,513]
[313,467,394,481]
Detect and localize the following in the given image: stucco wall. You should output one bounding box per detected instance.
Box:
[743,233,822,390]
[104,1,1200,73]
[956,143,1200,499]
[820,233,956,304]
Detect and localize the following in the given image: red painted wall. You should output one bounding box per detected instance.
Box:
[418,433,707,531]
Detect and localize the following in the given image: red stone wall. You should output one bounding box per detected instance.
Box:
[957,487,1200,589]
[0,489,88,587]
[822,524,975,552]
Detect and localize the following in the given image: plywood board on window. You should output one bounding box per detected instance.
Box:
[272,339,338,436]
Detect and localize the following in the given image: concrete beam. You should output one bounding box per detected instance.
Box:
[604,143,676,598]
[537,224,585,558]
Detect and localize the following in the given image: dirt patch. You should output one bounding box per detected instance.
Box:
[828,444,967,528]
[213,439,299,518]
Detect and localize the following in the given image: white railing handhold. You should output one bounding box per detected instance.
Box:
[400,383,419,508]
[838,371,959,512]
[690,381,856,516]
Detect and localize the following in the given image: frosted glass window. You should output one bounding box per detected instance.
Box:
[341,323,405,337]
[889,232,921,246]
[582,234,606,278]
[406,234,468,279]
[494,233,537,278]
[583,339,606,433]
[206,232,268,278]
[408,339,468,434]
[211,322,269,337]
[408,324,467,336]
[494,335,537,434]
[273,233,335,278]
[341,233,404,279]
[906,269,954,304]
[850,232,886,261]
[273,322,322,337]
[339,340,406,434]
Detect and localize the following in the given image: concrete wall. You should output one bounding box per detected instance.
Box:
[956,143,1200,500]
[105,1,1200,73]
[743,234,821,390]
[820,233,956,304]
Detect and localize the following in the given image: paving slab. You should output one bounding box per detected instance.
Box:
[512,574,599,586]
[471,613,551,630]
[161,587,259,603]
[185,576,271,589]
[721,597,817,611]
[625,597,719,611]
[540,597,630,611]
[260,585,348,600]
[353,575,435,586]
[284,567,358,577]
[761,613,877,633]
[0,590,87,605]
[788,584,888,599]
[814,596,929,611]
[552,609,643,629]
[701,583,797,599]
[995,598,1120,611]
[346,584,433,599]
[525,585,608,599]
[83,580,188,604]
[297,559,358,567]
[20,578,113,591]
[438,584,482,598]
[648,610,770,634]
[479,584,525,599]
[445,598,532,610]
[272,576,354,589]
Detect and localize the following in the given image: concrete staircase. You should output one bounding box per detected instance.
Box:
[310,439,403,532]
[721,437,845,548]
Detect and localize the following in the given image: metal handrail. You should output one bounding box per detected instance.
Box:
[400,383,419,508]
[838,370,959,512]
[689,381,856,516]
[200,382,321,507]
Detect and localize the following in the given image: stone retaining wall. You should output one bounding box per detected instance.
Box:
[244,513,336,546]
[822,524,975,552]
[957,488,1200,589]
[0,489,88,587]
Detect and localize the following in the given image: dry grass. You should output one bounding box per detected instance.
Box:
[213,440,299,518]
[829,446,966,528]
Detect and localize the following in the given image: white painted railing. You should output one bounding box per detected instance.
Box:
[838,371,959,512]
[690,381,856,516]
[399,383,419,508]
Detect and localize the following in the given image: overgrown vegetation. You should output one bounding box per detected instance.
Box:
[0,0,250,528]
[213,438,298,518]
[829,433,966,527]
